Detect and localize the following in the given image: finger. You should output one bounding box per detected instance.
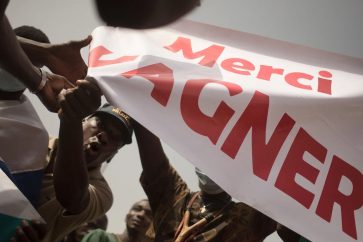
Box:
[63,78,76,89]
[84,76,99,87]
[72,86,97,115]
[58,108,65,120]
[76,78,99,89]
[59,89,79,120]
[74,85,101,117]
[15,227,30,242]
[76,80,101,108]
[71,35,92,49]
[64,88,90,119]
[56,74,76,89]
[30,220,47,240]
[47,73,75,92]
[76,79,101,96]
[57,89,68,119]
[37,82,60,113]
[21,221,39,242]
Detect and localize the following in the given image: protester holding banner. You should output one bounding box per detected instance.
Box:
[33,81,134,242]
[81,199,153,242]
[132,120,301,242]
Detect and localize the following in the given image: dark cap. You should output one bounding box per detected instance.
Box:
[93,103,133,144]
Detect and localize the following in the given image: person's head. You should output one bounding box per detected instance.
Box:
[82,104,133,168]
[14,25,50,67]
[125,199,152,235]
[195,167,224,195]
[66,214,108,242]
[95,0,200,29]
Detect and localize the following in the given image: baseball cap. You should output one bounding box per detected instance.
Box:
[93,103,133,144]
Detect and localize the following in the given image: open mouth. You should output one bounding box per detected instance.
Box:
[86,141,101,157]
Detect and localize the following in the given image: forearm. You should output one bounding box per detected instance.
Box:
[277,224,302,242]
[54,120,89,213]
[0,0,9,18]
[17,36,50,67]
[133,120,169,175]
[0,16,41,91]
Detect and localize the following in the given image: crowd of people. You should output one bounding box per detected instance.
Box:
[1,0,309,241]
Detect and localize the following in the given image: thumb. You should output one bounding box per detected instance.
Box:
[63,78,76,89]
[72,35,92,49]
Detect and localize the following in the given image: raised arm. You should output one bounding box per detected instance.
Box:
[0,0,9,19]
[0,16,43,92]
[277,224,303,242]
[18,35,92,82]
[53,80,101,214]
[0,15,74,112]
[132,120,169,176]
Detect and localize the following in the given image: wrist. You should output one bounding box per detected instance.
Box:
[59,113,83,127]
[30,68,48,94]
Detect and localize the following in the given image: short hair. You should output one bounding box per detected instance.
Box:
[129,199,150,212]
[14,25,50,43]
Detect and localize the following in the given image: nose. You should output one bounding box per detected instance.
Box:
[135,210,146,219]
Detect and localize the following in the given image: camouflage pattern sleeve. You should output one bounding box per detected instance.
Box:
[217,202,277,242]
[140,161,189,215]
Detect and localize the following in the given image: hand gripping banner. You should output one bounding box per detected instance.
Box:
[87,20,363,242]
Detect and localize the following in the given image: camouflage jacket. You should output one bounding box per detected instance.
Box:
[140,162,276,242]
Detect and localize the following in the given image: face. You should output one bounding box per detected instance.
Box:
[82,115,126,168]
[95,0,200,29]
[125,200,152,234]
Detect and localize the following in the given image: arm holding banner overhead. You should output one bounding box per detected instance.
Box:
[0,15,73,112]
[0,1,90,112]
[132,120,169,178]
[53,80,101,214]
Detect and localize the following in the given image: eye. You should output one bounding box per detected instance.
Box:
[97,120,106,130]
[145,210,152,217]
[132,205,142,211]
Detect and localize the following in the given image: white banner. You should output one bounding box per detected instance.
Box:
[88,20,363,242]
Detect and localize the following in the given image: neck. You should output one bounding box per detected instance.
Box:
[118,228,147,242]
